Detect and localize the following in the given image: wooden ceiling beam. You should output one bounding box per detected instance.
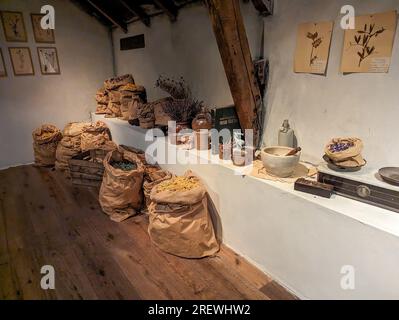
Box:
[118,0,151,27]
[152,0,178,21]
[86,0,128,32]
[251,0,273,16]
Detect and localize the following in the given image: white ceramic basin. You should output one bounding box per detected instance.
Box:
[261,146,301,178]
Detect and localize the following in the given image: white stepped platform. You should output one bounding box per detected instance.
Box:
[93,114,399,300]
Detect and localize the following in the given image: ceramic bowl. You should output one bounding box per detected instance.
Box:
[261,146,301,178]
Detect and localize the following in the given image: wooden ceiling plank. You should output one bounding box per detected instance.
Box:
[152,0,178,21]
[118,0,151,27]
[86,0,128,32]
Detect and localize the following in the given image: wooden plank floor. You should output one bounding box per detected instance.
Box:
[0,165,297,300]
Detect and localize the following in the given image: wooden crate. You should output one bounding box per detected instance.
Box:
[68,151,105,187]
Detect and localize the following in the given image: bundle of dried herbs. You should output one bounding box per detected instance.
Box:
[155,75,191,99]
[111,160,137,171]
[162,98,203,123]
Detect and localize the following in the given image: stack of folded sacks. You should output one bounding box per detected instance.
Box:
[119,83,147,121]
[81,121,114,152]
[137,101,156,129]
[103,74,134,118]
[55,122,90,172]
[95,88,109,115]
[324,137,366,168]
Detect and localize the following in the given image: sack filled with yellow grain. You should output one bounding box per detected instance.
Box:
[142,166,173,214]
[32,124,62,167]
[148,171,219,258]
[99,147,145,222]
[55,122,90,172]
[81,121,112,152]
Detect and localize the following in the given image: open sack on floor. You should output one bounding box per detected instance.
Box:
[148,171,219,258]
[32,124,62,167]
[99,147,145,222]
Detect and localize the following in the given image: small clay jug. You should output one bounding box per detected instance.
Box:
[192,108,212,131]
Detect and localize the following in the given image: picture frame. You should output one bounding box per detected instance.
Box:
[37,47,60,75]
[31,13,55,43]
[8,47,34,76]
[0,48,7,77]
[0,11,27,42]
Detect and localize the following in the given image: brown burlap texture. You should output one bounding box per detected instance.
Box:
[324,137,365,167]
[81,121,111,152]
[32,124,62,166]
[148,171,219,258]
[104,74,134,91]
[99,148,145,222]
[55,122,89,172]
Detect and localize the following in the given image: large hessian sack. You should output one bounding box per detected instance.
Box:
[81,121,111,152]
[32,124,62,167]
[99,148,145,222]
[55,122,89,171]
[148,172,219,258]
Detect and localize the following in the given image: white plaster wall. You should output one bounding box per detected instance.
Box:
[263,0,399,167]
[0,0,113,169]
[112,2,263,107]
[113,0,399,169]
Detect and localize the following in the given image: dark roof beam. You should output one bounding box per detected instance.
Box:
[86,0,128,32]
[251,0,273,16]
[152,0,178,21]
[118,0,151,27]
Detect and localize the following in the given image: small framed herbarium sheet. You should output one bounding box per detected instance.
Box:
[294,21,334,75]
[9,47,34,76]
[341,10,397,73]
[37,47,60,75]
[0,48,7,77]
[31,13,55,43]
[0,11,28,42]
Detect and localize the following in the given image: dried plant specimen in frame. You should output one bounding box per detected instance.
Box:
[341,10,397,73]
[294,21,334,75]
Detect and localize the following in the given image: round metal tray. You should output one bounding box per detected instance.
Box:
[379,167,399,186]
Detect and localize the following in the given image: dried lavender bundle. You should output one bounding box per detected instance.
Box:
[155,75,192,99]
[162,98,203,123]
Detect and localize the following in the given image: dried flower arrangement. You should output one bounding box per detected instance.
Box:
[352,23,385,67]
[306,31,323,66]
[155,75,191,99]
[163,98,203,123]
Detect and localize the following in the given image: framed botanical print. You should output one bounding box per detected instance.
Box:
[37,47,60,75]
[0,11,27,42]
[9,47,34,76]
[31,14,55,43]
[0,49,7,77]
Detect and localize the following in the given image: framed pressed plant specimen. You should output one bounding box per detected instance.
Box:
[341,10,397,73]
[37,47,60,75]
[0,48,7,77]
[9,47,34,76]
[0,11,27,42]
[31,14,55,43]
[294,21,334,75]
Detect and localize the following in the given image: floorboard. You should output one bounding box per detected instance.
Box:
[0,165,297,300]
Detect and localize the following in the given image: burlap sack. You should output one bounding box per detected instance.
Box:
[325,137,365,166]
[95,88,109,104]
[96,103,108,114]
[81,121,111,152]
[153,97,173,126]
[148,172,219,258]
[104,74,134,91]
[143,168,172,213]
[32,124,62,167]
[120,96,140,121]
[99,148,145,222]
[109,90,122,103]
[106,101,122,118]
[55,122,89,172]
